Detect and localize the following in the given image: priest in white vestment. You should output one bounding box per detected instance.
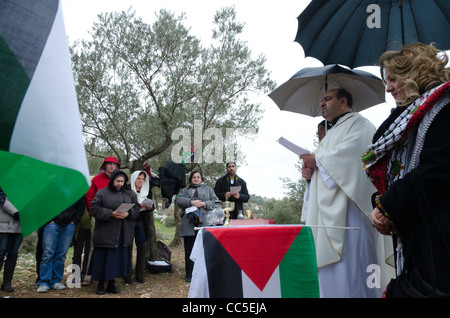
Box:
[301,88,394,298]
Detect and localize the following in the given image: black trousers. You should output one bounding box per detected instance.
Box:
[72,228,91,278]
[183,232,198,279]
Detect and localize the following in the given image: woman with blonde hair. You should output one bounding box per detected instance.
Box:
[362,43,450,297]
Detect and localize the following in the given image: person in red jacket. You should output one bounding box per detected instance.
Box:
[79,157,120,286]
[85,156,120,215]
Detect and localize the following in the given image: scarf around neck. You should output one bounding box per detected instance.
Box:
[361,82,450,194]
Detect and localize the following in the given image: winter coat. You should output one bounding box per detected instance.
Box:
[374,90,450,296]
[0,199,21,234]
[176,182,218,237]
[159,161,186,208]
[90,171,140,248]
[214,174,249,219]
[49,196,86,227]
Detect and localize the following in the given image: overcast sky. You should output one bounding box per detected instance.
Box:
[61,0,396,199]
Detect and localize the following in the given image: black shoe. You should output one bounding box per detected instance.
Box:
[1,283,14,292]
[185,277,192,282]
[106,280,120,294]
[96,281,105,295]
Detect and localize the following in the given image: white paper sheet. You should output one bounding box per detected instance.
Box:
[116,203,136,212]
[230,186,241,194]
[142,198,154,206]
[277,137,310,156]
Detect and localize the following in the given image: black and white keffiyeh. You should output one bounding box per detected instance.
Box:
[362,82,450,193]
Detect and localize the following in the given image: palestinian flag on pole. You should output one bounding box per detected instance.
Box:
[0,0,90,236]
[190,225,319,298]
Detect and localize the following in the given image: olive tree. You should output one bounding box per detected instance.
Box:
[71,6,275,256]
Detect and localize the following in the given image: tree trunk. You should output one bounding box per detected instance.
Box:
[146,211,161,261]
[170,204,182,247]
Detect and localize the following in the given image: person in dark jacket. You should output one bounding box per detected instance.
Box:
[158,161,186,208]
[36,196,85,293]
[364,43,450,297]
[214,161,249,219]
[88,170,140,295]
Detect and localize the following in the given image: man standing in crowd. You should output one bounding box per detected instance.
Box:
[300,88,386,298]
[37,196,85,293]
[214,161,249,219]
[36,155,118,285]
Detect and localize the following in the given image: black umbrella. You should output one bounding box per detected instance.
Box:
[268,64,386,117]
[295,0,450,68]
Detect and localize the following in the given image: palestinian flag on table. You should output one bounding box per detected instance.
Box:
[0,0,90,236]
[202,225,319,298]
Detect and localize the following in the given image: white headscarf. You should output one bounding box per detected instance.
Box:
[130,170,150,204]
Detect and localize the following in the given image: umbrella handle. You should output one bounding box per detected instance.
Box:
[400,0,405,45]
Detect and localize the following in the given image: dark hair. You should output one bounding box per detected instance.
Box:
[138,171,146,180]
[226,161,236,168]
[318,120,332,130]
[110,170,128,183]
[108,170,130,191]
[189,170,204,184]
[336,88,353,108]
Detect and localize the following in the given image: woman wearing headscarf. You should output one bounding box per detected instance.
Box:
[362,43,450,297]
[89,170,140,295]
[129,170,154,283]
[176,171,217,282]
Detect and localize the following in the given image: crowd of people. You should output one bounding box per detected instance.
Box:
[1,42,450,298]
[0,156,249,295]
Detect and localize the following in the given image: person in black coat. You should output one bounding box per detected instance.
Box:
[214,161,249,219]
[88,170,140,295]
[364,43,450,297]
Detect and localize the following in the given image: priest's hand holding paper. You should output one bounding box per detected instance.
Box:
[300,153,317,170]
